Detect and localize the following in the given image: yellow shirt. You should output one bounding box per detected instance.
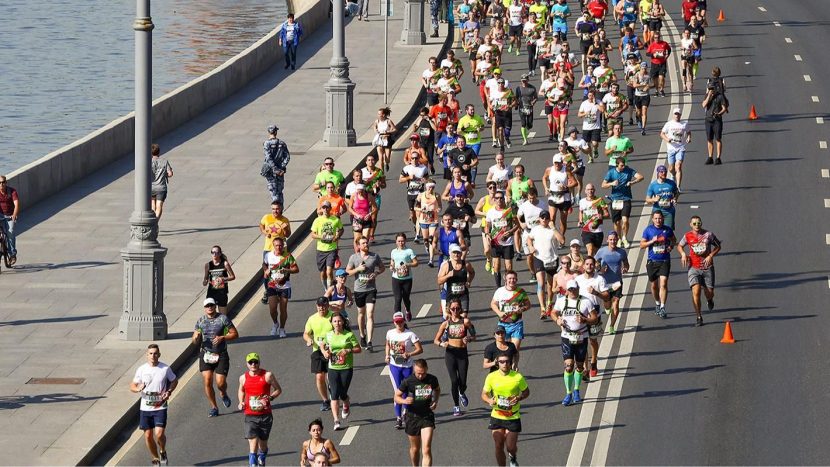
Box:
[483,370,528,420]
[260,214,291,251]
[639,0,653,20]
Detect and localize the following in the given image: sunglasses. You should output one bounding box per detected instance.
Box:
[497,360,511,364]
[211,250,220,254]
[691,221,702,226]
[247,360,260,365]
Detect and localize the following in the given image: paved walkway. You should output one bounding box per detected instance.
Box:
[0,4,447,464]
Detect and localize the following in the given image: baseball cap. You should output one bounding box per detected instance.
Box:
[410,133,420,140]
[495,325,507,334]
[354,183,365,191]
[449,244,463,253]
[493,68,502,74]
[335,268,348,277]
[521,73,529,81]
[552,154,564,163]
[656,165,668,173]
[316,296,330,306]
[672,107,682,115]
[203,298,216,307]
[246,352,261,363]
[393,312,406,323]
[567,126,579,134]
[539,210,551,219]
[267,124,278,134]
[566,279,579,290]
[608,230,619,238]
[496,77,505,84]
[570,238,582,247]
[321,200,332,207]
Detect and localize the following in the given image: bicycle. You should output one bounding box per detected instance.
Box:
[0,221,12,273]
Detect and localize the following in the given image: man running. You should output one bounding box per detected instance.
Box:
[395,359,441,467]
[237,352,282,467]
[485,192,520,286]
[311,203,344,290]
[193,298,239,417]
[646,31,671,97]
[346,237,386,351]
[602,157,644,248]
[640,211,676,318]
[677,216,721,326]
[575,257,610,379]
[263,237,300,338]
[645,165,679,230]
[130,344,178,466]
[595,231,629,334]
[552,280,597,406]
[491,271,532,369]
[303,297,335,412]
[457,105,486,157]
[481,354,529,467]
[660,107,691,189]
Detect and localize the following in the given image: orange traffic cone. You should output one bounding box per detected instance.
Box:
[720,321,736,344]
[749,105,758,120]
[717,10,725,22]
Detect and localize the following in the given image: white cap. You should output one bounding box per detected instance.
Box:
[672,107,682,115]
[570,238,582,247]
[354,183,365,191]
[203,298,217,307]
[449,243,462,253]
[552,154,564,163]
[566,279,579,290]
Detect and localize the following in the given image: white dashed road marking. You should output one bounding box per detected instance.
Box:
[758,6,767,11]
[822,169,830,178]
[774,21,781,27]
[820,141,828,149]
[511,157,521,166]
[416,303,432,318]
[795,54,802,61]
[339,426,360,445]
[785,37,792,43]
[813,96,821,103]
[690,205,699,209]
[818,117,825,124]
[528,131,536,138]
[804,75,812,82]
[826,234,830,245]
[824,199,830,208]
[381,366,390,375]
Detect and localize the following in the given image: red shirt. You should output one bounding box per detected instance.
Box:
[682,0,698,23]
[587,0,608,19]
[242,369,272,415]
[0,187,18,216]
[647,40,671,65]
[680,230,721,270]
[429,104,452,132]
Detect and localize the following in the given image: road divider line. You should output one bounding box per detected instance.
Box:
[773,21,781,26]
[817,117,825,124]
[511,157,521,166]
[813,96,820,103]
[785,37,792,43]
[416,304,432,318]
[758,6,767,11]
[528,131,536,138]
[690,205,699,209]
[821,141,828,149]
[794,54,802,61]
[804,75,812,82]
[381,366,390,376]
[827,277,830,289]
[339,426,360,445]
[826,234,830,245]
[822,169,830,178]
[824,199,830,208]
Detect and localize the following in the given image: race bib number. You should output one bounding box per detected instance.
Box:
[496,395,514,410]
[584,207,598,218]
[652,244,666,254]
[544,259,558,270]
[210,276,226,289]
[358,273,371,283]
[330,352,347,365]
[415,387,433,399]
[550,192,566,204]
[419,128,431,137]
[452,219,467,230]
[612,199,624,211]
[450,283,466,295]
[142,392,164,408]
[465,132,478,141]
[520,106,533,115]
[322,232,334,242]
[249,395,267,412]
[396,264,409,277]
[408,181,423,192]
[691,242,708,255]
[626,6,634,13]
[203,350,220,364]
[658,198,672,208]
[563,331,582,344]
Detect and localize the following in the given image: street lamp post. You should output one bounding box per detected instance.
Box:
[119,0,168,341]
[322,0,357,147]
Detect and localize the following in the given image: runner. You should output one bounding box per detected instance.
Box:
[434,213,467,266]
[646,30,671,97]
[645,165,679,230]
[679,28,698,93]
[311,203,344,291]
[437,244,476,317]
[475,181,498,273]
[486,152,513,192]
[390,233,420,320]
[483,325,519,372]
[481,354,529,467]
[595,231,629,334]
[259,201,292,301]
[192,298,238,417]
[324,269,354,318]
[130,344,178,467]
[639,211,676,318]
[303,297,335,412]
[551,280,597,406]
[517,186,547,278]
[543,154,577,237]
[506,0,524,55]
[526,211,565,317]
[660,107,691,189]
[601,157,644,248]
[434,298,475,416]
[677,216,721,326]
[577,89,603,162]
[362,155,387,241]
[489,78,516,149]
[373,108,398,171]
[345,183,378,252]
[313,157,346,197]
[395,359,441,467]
[566,238,586,274]
[578,184,610,256]
[400,155,430,240]
[445,140,478,187]
[601,83,630,135]
[300,419,341,466]
[491,271,531,369]
[386,312,424,428]
[263,237,299,338]
[345,237,386,351]
[414,108,437,173]
[702,80,727,164]
[321,314,361,431]
[237,352,282,467]
[0,175,19,266]
[629,63,652,134]
[457,104,486,157]
[318,181,347,218]
[445,192,476,253]
[514,74,538,145]
[203,245,236,316]
[485,192,520,287]
[415,181,442,266]
[575,256,610,379]
[436,124,460,182]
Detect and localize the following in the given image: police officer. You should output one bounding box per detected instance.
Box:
[261,124,291,205]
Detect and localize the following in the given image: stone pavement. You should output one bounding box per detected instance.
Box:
[0,4,449,464]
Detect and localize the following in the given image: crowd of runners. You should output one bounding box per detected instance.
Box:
[132,0,727,465]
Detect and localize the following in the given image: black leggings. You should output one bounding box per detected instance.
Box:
[444,346,469,406]
[327,368,353,401]
[527,43,537,72]
[392,278,413,313]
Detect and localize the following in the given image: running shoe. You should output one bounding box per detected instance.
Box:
[589,365,598,378]
[506,139,512,149]
[514,252,523,261]
[367,341,374,352]
[583,369,590,383]
[485,260,492,272]
[152,460,161,467]
[509,453,519,467]
[279,328,287,338]
[522,139,528,146]
[221,393,232,408]
[492,141,499,148]
[658,306,667,319]
[660,90,666,97]
[428,260,434,268]
[572,389,582,404]
[159,451,168,466]
[562,393,573,406]
[629,117,634,125]
[270,323,279,337]
[620,237,630,248]
[515,49,520,56]
[707,298,714,311]
[333,420,342,431]
[588,155,594,163]
[342,401,350,419]
[696,316,703,327]
[453,406,462,416]
[261,292,268,304]
[608,325,616,335]
[460,392,469,407]
[208,407,219,417]
[395,417,404,429]
[413,235,421,244]
[321,400,331,411]
[705,158,714,165]
[641,129,646,136]
[405,309,413,322]
[715,158,722,165]
[528,275,536,283]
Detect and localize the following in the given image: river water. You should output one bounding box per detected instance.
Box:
[0,0,288,174]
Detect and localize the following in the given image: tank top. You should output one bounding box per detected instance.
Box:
[330,285,348,303]
[479,195,494,227]
[510,177,530,204]
[352,193,370,217]
[417,118,434,141]
[242,370,271,415]
[419,193,438,223]
[446,260,468,297]
[438,228,460,257]
[306,439,331,463]
[206,259,228,293]
[547,169,572,204]
[446,318,468,340]
[449,180,469,199]
[376,118,390,135]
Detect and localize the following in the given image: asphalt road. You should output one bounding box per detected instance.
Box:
[111,2,830,465]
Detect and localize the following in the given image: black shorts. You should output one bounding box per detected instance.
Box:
[443,167,453,180]
[539,57,551,68]
[150,190,168,202]
[548,199,573,211]
[266,286,292,299]
[608,284,623,298]
[316,250,338,272]
[311,350,328,374]
[646,260,671,282]
[199,349,230,375]
[405,412,436,436]
[491,243,515,259]
[705,118,723,141]
[495,111,512,129]
[532,256,558,276]
[580,39,592,55]
[244,414,274,440]
[581,231,604,249]
[574,166,586,177]
[426,92,439,106]
[647,19,663,31]
[634,94,651,108]
[544,104,554,116]
[561,337,588,361]
[488,416,522,433]
[206,289,229,307]
[583,128,602,142]
[354,290,377,308]
[610,200,632,222]
[650,62,667,79]
[352,217,373,231]
[627,86,636,103]
[508,25,522,37]
[407,194,419,210]
[139,409,168,430]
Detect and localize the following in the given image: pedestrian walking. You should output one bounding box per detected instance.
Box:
[261,125,290,205]
[278,14,303,70]
[130,344,178,466]
[237,352,283,467]
[150,144,173,221]
[192,298,239,417]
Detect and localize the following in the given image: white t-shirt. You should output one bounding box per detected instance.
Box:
[579,100,602,130]
[488,164,513,190]
[547,167,572,203]
[575,273,608,309]
[528,224,559,264]
[344,181,360,198]
[486,77,509,96]
[508,4,524,25]
[386,328,420,367]
[265,251,293,289]
[680,37,695,56]
[284,22,297,41]
[486,208,515,246]
[133,362,177,412]
[553,295,592,341]
[402,164,429,195]
[579,197,605,233]
[565,136,589,153]
[518,198,547,231]
[492,286,527,323]
[661,119,689,151]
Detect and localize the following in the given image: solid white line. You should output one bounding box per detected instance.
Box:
[818,117,825,124]
[511,157,521,166]
[822,169,830,178]
[794,54,802,61]
[820,141,828,149]
[339,426,360,445]
[813,96,821,103]
[528,131,536,138]
[824,199,830,208]
[416,304,432,318]
[826,234,830,245]
[827,277,830,289]
[773,21,781,27]
[785,37,792,43]
[381,366,391,375]
[757,6,767,11]
[690,205,699,209]
[804,75,812,82]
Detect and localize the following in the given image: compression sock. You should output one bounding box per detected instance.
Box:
[521,127,528,141]
[693,62,699,78]
[564,371,574,394]
[249,453,257,466]
[495,272,502,287]
[548,121,555,134]
[574,370,583,387]
[257,450,268,465]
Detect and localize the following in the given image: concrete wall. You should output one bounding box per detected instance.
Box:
[6,0,330,208]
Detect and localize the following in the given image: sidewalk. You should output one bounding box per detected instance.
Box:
[0,5,449,464]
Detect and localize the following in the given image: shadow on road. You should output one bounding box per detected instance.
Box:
[0,314,106,327]
[0,393,104,410]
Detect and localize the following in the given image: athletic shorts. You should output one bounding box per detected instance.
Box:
[199,349,230,375]
[646,260,671,282]
[244,414,274,440]
[206,289,229,307]
[647,19,663,31]
[509,25,522,37]
[634,94,651,108]
[552,106,569,119]
[354,290,377,308]
[610,200,632,222]
[311,349,328,374]
[491,243,515,259]
[352,217,373,231]
[561,337,588,361]
[688,266,715,289]
[583,128,602,142]
[589,316,604,337]
[650,62,667,78]
[608,283,623,298]
[548,199,573,212]
[407,194,419,210]
[405,412,436,436]
[627,86,636,103]
[667,147,685,164]
[266,286,292,299]
[139,409,168,430]
[705,118,723,141]
[495,111,512,129]
[150,189,168,202]
[532,256,559,276]
[316,250,338,272]
[489,416,522,433]
[574,166,586,177]
[581,231,604,249]
[501,320,524,340]
[580,39,592,54]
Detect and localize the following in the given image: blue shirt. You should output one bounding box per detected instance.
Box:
[390,248,416,280]
[642,224,675,262]
[438,227,460,258]
[438,134,459,168]
[604,166,638,200]
[551,4,570,27]
[646,179,679,214]
[595,246,628,284]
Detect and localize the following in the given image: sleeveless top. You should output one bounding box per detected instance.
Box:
[377,118,390,135]
[242,370,271,415]
[417,118,434,141]
[206,259,229,294]
[418,193,438,223]
[438,228,460,257]
[446,260,469,297]
[306,439,331,463]
[548,169,572,203]
[446,318,468,340]
[449,180,469,199]
[509,177,530,204]
[330,285,348,303]
[479,194,494,227]
[352,193,370,217]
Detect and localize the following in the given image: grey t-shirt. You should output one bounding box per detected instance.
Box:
[151,157,172,192]
[347,251,383,292]
[195,314,234,353]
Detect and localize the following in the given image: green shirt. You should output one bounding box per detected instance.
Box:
[324,330,359,370]
[605,136,633,166]
[457,114,486,145]
[528,4,548,23]
[509,177,530,204]
[314,170,345,196]
[304,312,334,351]
[311,215,343,252]
[483,370,528,420]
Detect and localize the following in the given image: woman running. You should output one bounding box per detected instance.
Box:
[373,107,397,172]
[385,312,424,429]
[203,245,236,315]
[390,233,419,320]
[300,419,341,466]
[345,184,377,252]
[433,298,475,417]
[436,245,476,317]
[321,314,361,431]
[415,181,442,266]
[442,167,474,202]
[324,268,353,320]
